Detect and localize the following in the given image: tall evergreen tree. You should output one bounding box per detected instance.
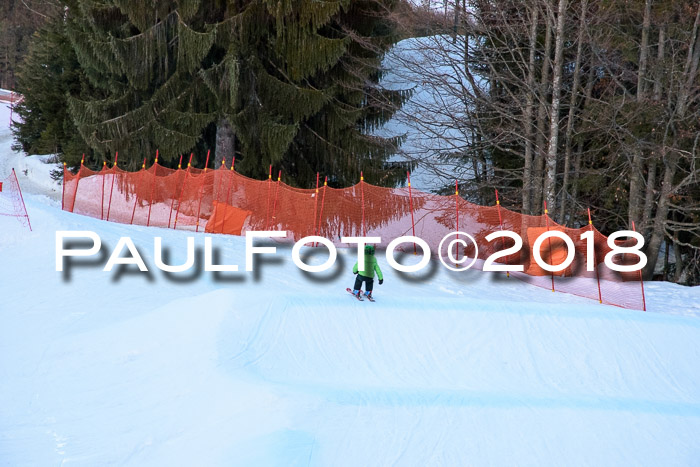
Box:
[12,15,87,165]
[63,0,217,169]
[220,0,411,186]
[53,0,409,185]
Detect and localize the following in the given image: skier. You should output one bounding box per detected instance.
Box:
[350,244,383,300]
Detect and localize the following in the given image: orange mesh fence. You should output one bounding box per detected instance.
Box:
[63,162,646,310]
[0,168,31,230]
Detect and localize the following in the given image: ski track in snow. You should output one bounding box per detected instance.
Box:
[1,102,700,466]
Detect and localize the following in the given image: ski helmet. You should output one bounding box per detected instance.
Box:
[365,245,375,255]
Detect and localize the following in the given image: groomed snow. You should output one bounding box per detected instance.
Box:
[1,102,700,466]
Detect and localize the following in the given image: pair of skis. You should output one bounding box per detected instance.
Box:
[346,288,375,302]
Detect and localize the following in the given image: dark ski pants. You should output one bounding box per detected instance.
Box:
[354,274,374,292]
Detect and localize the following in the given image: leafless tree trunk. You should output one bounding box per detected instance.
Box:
[653,25,665,101]
[522,5,539,215]
[532,6,553,215]
[628,0,653,228]
[641,24,665,237]
[543,0,568,214]
[641,159,656,237]
[558,0,588,224]
[452,0,460,43]
[637,0,652,99]
[567,65,596,221]
[673,224,683,282]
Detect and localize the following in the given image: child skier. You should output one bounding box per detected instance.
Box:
[350,244,383,299]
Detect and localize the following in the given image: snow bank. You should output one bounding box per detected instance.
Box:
[0,101,62,199]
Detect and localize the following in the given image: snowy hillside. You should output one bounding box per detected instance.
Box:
[2,100,700,466]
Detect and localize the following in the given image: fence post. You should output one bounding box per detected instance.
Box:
[361,171,366,236]
[146,149,158,227]
[265,164,272,230]
[130,158,147,224]
[106,151,118,222]
[101,161,106,220]
[217,156,226,230]
[495,189,509,277]
[588,208,603,304]
[174,153,193,230]
[61,162,67,211]
[408,171,417,254]
[312,172,320,238]
[269,170,282,231]
[631,220,647,311]
[315,176,328,246]
[195,149,211,233]
[70,154,85,213]
[543,200,555,292]
[167,154,183,228]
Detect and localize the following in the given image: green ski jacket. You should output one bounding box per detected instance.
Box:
[353,255,383,280]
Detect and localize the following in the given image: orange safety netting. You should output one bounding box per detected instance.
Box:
[62,162,646,310]
[0,168,32,230]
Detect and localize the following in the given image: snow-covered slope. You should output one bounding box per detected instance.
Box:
[2,102,700,466]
